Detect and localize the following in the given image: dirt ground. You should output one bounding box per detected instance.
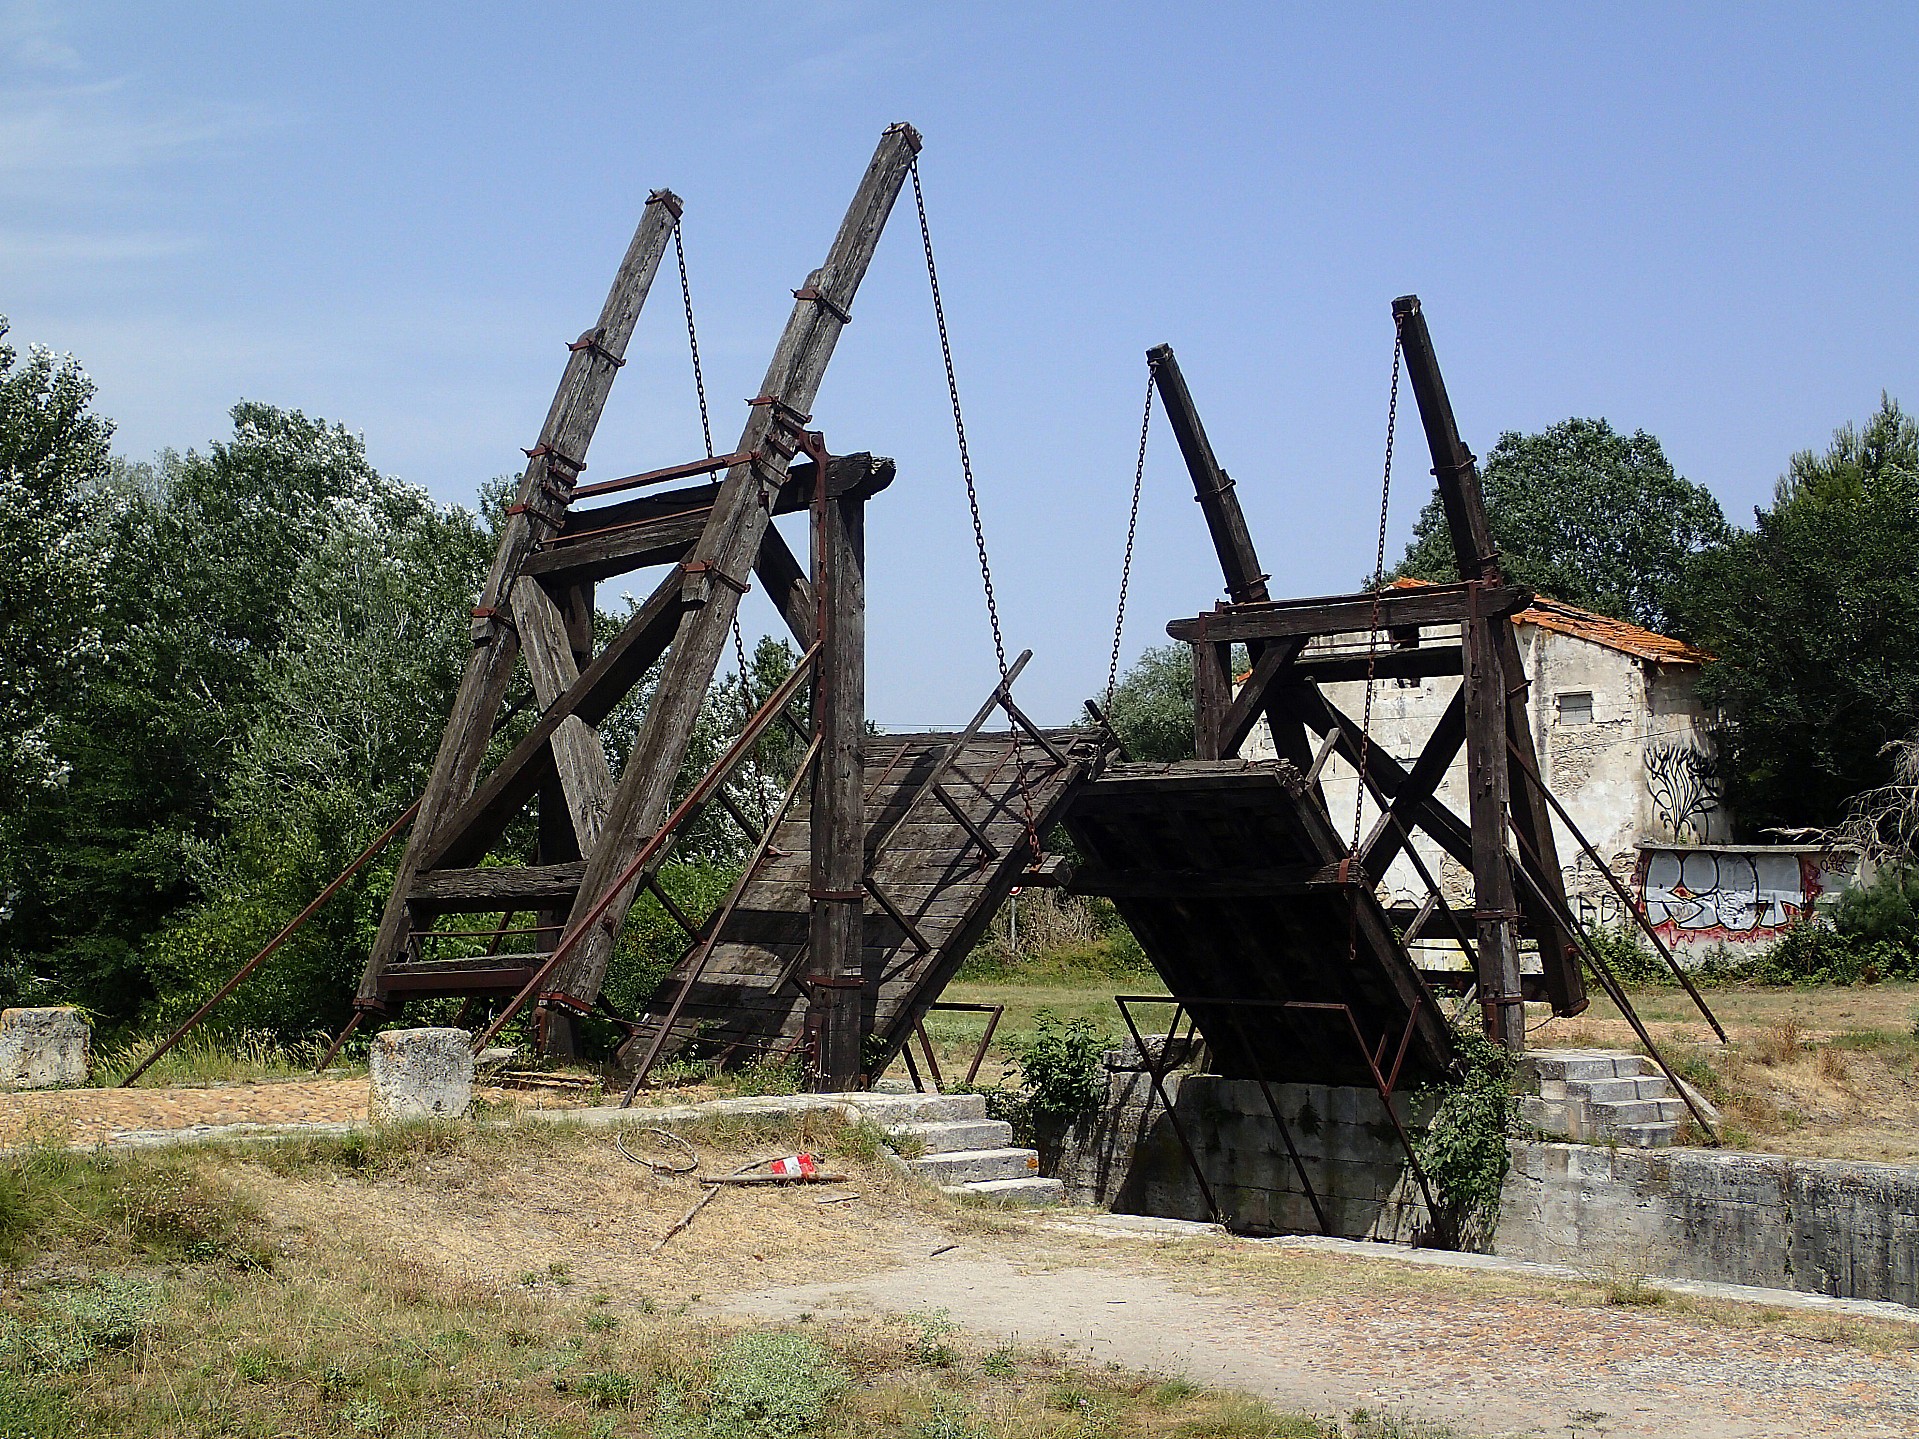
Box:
[227,1128,1919,1439]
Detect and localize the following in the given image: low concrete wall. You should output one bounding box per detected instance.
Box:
[1058,1050,1919,1306]
[0,1007,90,1089]
[1497,1142,1919,1305]
[1054,1060,1435,1241]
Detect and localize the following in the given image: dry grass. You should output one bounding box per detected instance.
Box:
[0,1120,1460,1438]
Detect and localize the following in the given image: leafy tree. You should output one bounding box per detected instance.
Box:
[1,402,491,1030]
[1393,418,1729,632]
[0,323,116,1004]
[1102,644,1195,762]
[0,321,113,845]
[1672,396,1919,834]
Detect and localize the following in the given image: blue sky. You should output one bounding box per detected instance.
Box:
[5,3,1915,726]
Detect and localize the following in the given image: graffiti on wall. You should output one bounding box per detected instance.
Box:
[1644,741,1721,843]
[1633,848,1854,947]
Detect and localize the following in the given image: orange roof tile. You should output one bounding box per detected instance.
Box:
[1388,577,1711,665]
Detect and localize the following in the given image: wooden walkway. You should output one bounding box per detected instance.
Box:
[624,725,1105,1073]
[1063,759,1455,1088]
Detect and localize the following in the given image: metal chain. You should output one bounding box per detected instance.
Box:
[1345,320,1405,970]
[1105,356,1158,713]
[1351,322,1404,860]
[911,157,1040,855]
[676,217,768,826]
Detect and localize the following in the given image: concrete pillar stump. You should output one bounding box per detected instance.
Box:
[0,1007,91,1089]
[368,1028,473,1122]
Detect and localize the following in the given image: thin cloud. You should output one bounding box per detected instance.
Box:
[0,229,202,264]
[0,0,80,73]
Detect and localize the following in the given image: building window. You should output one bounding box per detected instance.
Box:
[1556,691,1594,726]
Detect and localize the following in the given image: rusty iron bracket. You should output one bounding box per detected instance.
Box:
[803,974,863,989]
[645,187,684,219]
[807,886,864,902]
[523,442,586,478]
[746,395,813,427]
[680,559,751,595]
[566,328,626,368]
[791,285,851,323]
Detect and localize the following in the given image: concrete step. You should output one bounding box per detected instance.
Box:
[1594,1097,1688,1127]
[846,1092,988,1125]
[1613,1122,1680,1149]
[1524,1049,1631,1083]
[943,1177,1063,1207]
[910,1147,1043,1185]
[889,1118,1014,1154]
[1563,1076,1653,1104]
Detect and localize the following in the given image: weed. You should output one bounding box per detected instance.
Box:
[1754,1018,1807,1066]
[705,1329,847,1437]
[1174,1392,1326,1436]
[1601,1273,1668,1308]
[981,1342,1018,1377]
[0,1274,161,1371]
[581,1370,637,1409]
[915,1397,990,1439]
[586,1311,620,1333]
[906,1309,960,1367]
[1412,1029,1516,1250]
[1149,1377,1203,1405]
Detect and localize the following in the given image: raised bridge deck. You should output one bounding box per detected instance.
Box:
[622,725,1105,1073]
[1062,760,1457,1089]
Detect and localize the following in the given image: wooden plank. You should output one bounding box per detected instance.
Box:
[1165,582,1529,644]
[1291,644,1464,684]
[411,863,586,910]
[756,524,817,649]
[359,190,681,1007]
[553,125,924,1012]
[1192,640,1231,761]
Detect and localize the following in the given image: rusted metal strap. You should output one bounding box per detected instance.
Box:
[567,328,626,367]
[746,395,812,427]
[523,442,586,478]
[791,285,851,323]
[804,974,863,989]
[537,989,595,1016]
[681,558,750,595]
[807,887,864,902]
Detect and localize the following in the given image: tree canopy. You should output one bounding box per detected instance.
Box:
[1671,396,1919,835]
[1392,417,1730,633]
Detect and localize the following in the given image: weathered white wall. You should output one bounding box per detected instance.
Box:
[1241,618,1744,951]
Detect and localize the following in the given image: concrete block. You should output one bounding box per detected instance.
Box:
[909,1147,1041,1185]
[848,1092,989,1124]
[0,1007,90,1089]
[368,1028,473,1122]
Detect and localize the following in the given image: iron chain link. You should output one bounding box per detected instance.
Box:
[1105,356,1158,714]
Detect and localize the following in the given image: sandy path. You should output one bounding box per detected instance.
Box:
[719,1245,1919,1438]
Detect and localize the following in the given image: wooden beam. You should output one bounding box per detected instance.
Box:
[1291,644,1463,684]
[808,485,866,1090]
[549,124,923,1015]
[524,454,894,587]
[1148,344,1270,605]
[1165,582,1528,644]
[410,863,586,911]
[1356,686,1467,877]
[414,569,686,872]
[1464,600,1526,1050]
[1394,294,1585,1018]
[511,576,615,850]
[360,188,681,1006]
[1192,640,1232,760]
[1068,862,1362,900]
[757,525,816,648]
[1216,638,1306,757]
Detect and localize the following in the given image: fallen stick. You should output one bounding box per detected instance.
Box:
[649,1157,759,1254]
[697,1171,848,1186]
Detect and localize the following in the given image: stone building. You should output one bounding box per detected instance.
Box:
[1242,581,1849,957]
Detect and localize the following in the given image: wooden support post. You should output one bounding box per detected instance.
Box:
[807,481,866,1091]
[1192,639,1232,761]
[1392,294,1587,1018]
[1464,590,1526,1051]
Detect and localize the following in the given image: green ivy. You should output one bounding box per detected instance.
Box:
[1413,1029,1517,1251]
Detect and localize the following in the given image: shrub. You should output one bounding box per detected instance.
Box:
[1413,1029,1517,1251]
[704,1330,847,1437]
[1583,925,1669,986]
[1010,1011,1107,1128]
[0,1276,161,1372]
